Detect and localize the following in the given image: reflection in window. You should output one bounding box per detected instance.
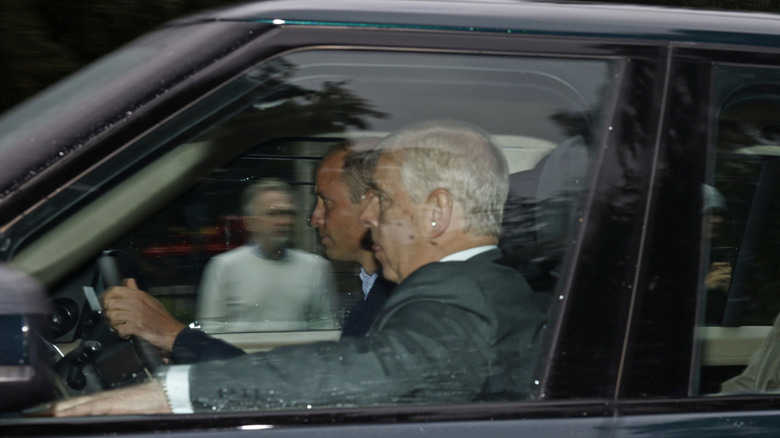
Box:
[702,64,780,394]
[94,49,620,411]
[111,50,618,339]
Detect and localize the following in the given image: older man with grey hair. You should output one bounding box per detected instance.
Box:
[54,120,546,416]
[360,120,512,283]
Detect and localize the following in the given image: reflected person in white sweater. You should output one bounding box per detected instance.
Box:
[197,178,337,333]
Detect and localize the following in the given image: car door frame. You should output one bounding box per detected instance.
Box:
[2,22,676,438]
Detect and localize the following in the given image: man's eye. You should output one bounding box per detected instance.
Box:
[366,189,389,207]
[376,193,390,207]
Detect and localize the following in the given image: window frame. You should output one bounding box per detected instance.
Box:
[622,42,780,410]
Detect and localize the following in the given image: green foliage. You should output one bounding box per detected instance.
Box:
[0,0,243,113]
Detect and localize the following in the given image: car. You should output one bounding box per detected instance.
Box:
[3,0,780,435]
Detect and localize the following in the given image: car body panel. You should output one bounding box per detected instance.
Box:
[201,0,780,47]
[2,0,780,437]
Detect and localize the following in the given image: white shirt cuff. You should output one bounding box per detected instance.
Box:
[162,365,194,414]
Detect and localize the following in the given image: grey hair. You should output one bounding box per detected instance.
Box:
[378,120,509,237]
[242,178,295,216]
[324,138,382,204]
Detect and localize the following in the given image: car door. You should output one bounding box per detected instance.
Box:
[607,40,780,437]
[0,8,691,438]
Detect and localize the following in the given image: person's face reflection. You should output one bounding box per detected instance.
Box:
[247,190,296,249]
[360,153,426,283]
[703,210,724,240]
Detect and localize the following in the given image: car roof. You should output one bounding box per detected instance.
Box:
[173,0,780,48]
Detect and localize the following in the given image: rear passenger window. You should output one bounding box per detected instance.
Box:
[699,64,780,394]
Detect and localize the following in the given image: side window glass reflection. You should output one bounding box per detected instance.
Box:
[702,64,780,394]
[50,49,620,410]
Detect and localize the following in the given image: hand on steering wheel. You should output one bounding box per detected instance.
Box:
[97,254,169,373]
[102,278,187,354]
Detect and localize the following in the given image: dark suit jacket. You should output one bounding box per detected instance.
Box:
[340,277,393,337]
[172,277,395,364]
[185,249,547,411]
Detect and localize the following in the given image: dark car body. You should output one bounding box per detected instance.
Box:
[3,0,780,436]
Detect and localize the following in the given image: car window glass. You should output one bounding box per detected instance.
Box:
[20,48,620,409]
[106,51,618,334]
[698,63,780,395]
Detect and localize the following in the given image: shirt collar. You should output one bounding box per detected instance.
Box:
[439,245,497,262]
[359,267,378,300]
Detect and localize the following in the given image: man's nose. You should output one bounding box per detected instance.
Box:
[310,203,323,228]
[359,195,379,229]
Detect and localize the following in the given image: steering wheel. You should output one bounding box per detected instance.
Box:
[97,252,166,373]
[53,250,165,394]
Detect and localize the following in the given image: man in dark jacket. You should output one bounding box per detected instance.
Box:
[55,120,546,415]
[310,141,394,338]
[99,141,392,363]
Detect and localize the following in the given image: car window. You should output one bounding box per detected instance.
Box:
[9,48,620,410]
[696,63,780,395]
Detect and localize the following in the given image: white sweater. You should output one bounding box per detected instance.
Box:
[196,246,337,333]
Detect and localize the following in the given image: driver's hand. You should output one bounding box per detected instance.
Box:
[102,278,186,352]
[53,381,171,416]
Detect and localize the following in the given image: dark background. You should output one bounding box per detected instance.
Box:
[1,0,779,115]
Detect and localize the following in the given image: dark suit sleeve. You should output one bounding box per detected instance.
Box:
[185,260,544,411]
[187,301,484,410]
[171,328,245,364]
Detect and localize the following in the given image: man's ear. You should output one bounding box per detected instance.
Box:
[426,188,452,239]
